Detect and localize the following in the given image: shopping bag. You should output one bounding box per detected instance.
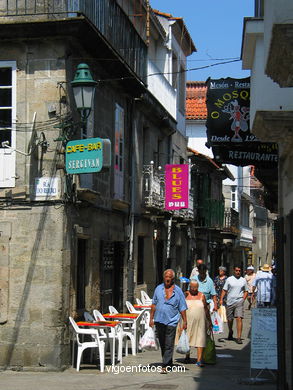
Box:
[176,329,190,354]
[218,305,227,323]
[139,327,158,351]
[203,332,216,364]
[211,311,223,334]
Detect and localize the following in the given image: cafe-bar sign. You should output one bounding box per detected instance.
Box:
[66,138,103,174]
[165,164,189,210]
[206,77,256,145]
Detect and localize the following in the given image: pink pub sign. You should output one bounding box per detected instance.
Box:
[165,164,189,210]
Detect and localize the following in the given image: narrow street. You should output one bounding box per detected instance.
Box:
[0,308,276,390]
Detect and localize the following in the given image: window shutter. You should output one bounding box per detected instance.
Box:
[0,61,16,188]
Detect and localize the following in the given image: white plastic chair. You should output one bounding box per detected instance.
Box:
[125,301,140,314]
[92,309,123,364]
[141,291,152,305]
[109,305,119,314]
[121,309,146,356]
[136,298,143,305]
[125,301,150,333]
[69,317,105,372]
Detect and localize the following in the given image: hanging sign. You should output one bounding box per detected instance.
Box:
[212,142,278,168]
[66,138,104,174]
[165,164,189,210]
[206,77,256,145]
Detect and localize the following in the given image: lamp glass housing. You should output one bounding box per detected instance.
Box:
[71,63,97,121]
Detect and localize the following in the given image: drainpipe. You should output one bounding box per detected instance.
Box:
[146,0,150,46]
[166,217,172,269]
[127,100,139,303]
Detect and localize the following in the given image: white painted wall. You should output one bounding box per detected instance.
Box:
[187,121,213,157]
[249,27,293,126]
[147,60,176,119]
[263,0,293,66]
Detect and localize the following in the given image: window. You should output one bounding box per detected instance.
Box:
[231,186,236,209]
[178,65,186,113]
[254,0,264,17]
[172,54,178,88]
[241,202,250,227]
[0,61,16,188]
[114,103,124,199]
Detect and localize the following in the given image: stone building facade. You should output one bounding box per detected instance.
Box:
[0,1,195,370]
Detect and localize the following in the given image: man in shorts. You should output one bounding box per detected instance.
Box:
[219,265,248,344]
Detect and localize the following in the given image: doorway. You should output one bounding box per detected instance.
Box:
[76,238,87,310]
[100,240,124,312]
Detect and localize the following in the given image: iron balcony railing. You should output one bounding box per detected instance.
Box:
[173,191,194,220]
[1,0,147,81]
[143,163,165,210]
[195,198,224,229]
[223,207,240,235]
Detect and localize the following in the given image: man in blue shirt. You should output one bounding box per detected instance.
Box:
[150,269,187,373]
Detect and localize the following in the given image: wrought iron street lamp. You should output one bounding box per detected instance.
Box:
[71,63,97,135]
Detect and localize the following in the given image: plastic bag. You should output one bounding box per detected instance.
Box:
[139,327,158,351]
[218,305,227,323]
[203,333,216,364]
[176,330,190,354]
[211,311,223,334]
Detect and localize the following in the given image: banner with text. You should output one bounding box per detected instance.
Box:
[212,142,278,168]
[206,77,255,145]
[165,164,189,210]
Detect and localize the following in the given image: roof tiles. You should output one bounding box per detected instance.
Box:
[186,81,207,120]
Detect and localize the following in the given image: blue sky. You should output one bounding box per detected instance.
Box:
[150,0,254,82]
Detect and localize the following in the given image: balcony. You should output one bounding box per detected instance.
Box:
[173,191,194,221]
[147,60,176,120]
[0,0,147,82]
[239,225,253,247]
[195,198,224,229]
[222,208,240,237]
[142,164,165,210]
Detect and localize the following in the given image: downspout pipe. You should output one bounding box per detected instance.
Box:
[127,99,138,302]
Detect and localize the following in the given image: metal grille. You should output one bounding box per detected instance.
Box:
[1,0,147,81]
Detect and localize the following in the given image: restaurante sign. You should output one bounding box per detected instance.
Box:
[212,142,278,169]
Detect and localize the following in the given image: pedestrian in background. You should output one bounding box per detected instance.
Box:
[190,258,205,278]
[252,263,273,307]
[220,265,248,344]
[245,265,256,309]
[190,264,218,312]
[149,269,187,374]
[214,266,228,306]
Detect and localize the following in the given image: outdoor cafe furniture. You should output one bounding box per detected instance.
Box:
[109,305,119,314]
[102,310,145,355]
[126,301,150,332]
[93,309,135,357]
[90,310,124,364]
[136,297,143,305]
[140,291,152,305]
[69,316,105,372]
